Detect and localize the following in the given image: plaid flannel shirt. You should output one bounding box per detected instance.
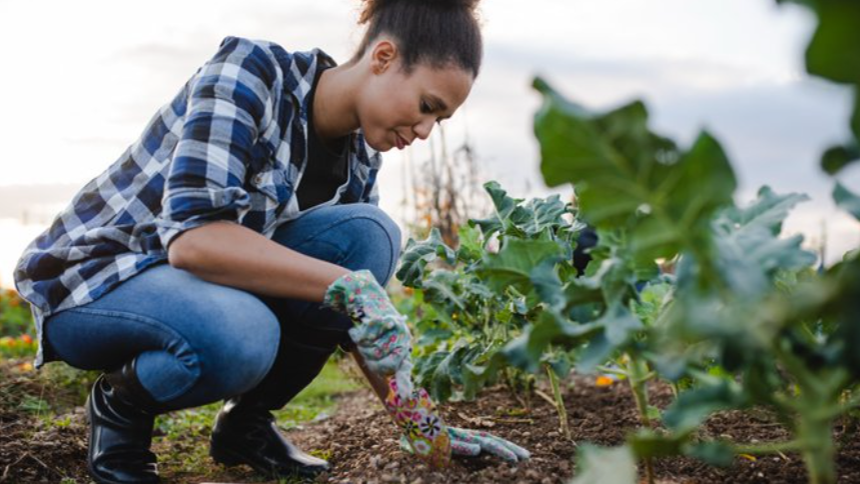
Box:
[14,36,383,369]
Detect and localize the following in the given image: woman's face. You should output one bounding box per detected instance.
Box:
[357,40,474,152]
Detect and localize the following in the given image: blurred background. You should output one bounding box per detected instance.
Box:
[1,0,858,289]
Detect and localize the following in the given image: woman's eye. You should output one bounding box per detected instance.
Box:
[421,101,432,113]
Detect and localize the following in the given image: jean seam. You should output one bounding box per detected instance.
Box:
[63,306,202,400]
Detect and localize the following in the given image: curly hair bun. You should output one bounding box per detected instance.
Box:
[353,0,484,77]
[358,0,480,25]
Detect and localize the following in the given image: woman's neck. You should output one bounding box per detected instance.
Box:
[312,63,361,142]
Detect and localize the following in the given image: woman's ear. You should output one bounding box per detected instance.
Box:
[370,39,398,75]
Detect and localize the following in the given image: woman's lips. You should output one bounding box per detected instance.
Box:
[395,133,409,150]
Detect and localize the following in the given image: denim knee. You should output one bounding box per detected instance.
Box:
[338,205,402,285]
[195,303,281,397]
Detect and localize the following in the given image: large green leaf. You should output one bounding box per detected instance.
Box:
[456,224,484,265]
[533,77,737,260]
[470,181,577,243]
[712,187,817,298]
[571,445,637,484]
[834,182,860,221]
[778,0,860,147]
[803,0,860,85]
[396,228,457,287]
[421,269,467,311]
[662,379,747,433]
[821,142,860,176]
[517,195,571,236]
[530,257,566,309]
[469,181,523,239]
[476,237,566,294]
[429,343,469,402]
[503,310,602,373]
[818,257,860,377]
[722,186,809,235]
[632,282,673,327]
[597,303,643,346]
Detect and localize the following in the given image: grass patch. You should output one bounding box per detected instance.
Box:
[0,357,98,422]
[273,356,362,429]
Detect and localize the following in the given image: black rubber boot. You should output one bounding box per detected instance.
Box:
[86,359,163,484]
[209,336,335,479]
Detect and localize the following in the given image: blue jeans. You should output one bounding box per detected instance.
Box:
[43,204,401,412]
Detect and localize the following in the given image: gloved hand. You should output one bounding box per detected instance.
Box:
[323,270,413,395]
[385,378,530,466]
[447,427,531,462]
[398,427,531,463]
[384,377,451,468]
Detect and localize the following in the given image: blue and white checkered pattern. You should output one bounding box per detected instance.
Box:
[14,36,383,369]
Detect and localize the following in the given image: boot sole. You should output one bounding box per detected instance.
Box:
[209,444,327,479]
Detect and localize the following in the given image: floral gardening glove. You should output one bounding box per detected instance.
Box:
[398,427,531,463]
[385,377,452,468]
[323,270,414,396]
[446,427,531,462]
[385,378,530,466]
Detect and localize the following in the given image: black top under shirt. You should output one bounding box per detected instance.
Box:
[295,63,350,210]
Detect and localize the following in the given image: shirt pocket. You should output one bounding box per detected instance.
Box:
[250,166,292,205]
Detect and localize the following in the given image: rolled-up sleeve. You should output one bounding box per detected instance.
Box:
[157,36,278,250]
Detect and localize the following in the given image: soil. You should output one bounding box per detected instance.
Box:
[3,358,860,484]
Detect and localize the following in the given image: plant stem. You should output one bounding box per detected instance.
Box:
[772,343,846,484]
[505,367,529,410]
[545,364,571,440]
[625,354,655,484]
[797,410,836,484]
[626,356,652,427]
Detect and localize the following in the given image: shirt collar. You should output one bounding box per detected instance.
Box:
[274,46,380,167]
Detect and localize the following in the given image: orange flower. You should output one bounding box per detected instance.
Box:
[20,334,33,345]
[595,375,615,387]
[0,336,14,348]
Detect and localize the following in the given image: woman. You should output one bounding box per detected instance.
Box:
[14,0,528,483]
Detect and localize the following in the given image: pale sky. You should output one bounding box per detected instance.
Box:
[0,0,858,287]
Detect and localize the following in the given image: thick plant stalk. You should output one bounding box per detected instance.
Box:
[797,414,836,484]
[772,345,847,484]
[545,364,571,440]
[625,355,655,484]
[624,356,653,426]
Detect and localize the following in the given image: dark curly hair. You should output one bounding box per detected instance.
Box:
[351,0,484,78]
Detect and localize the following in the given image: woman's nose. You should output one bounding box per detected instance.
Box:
[413,117,436,141]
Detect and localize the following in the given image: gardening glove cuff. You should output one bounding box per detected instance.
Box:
[323,270,413,377]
